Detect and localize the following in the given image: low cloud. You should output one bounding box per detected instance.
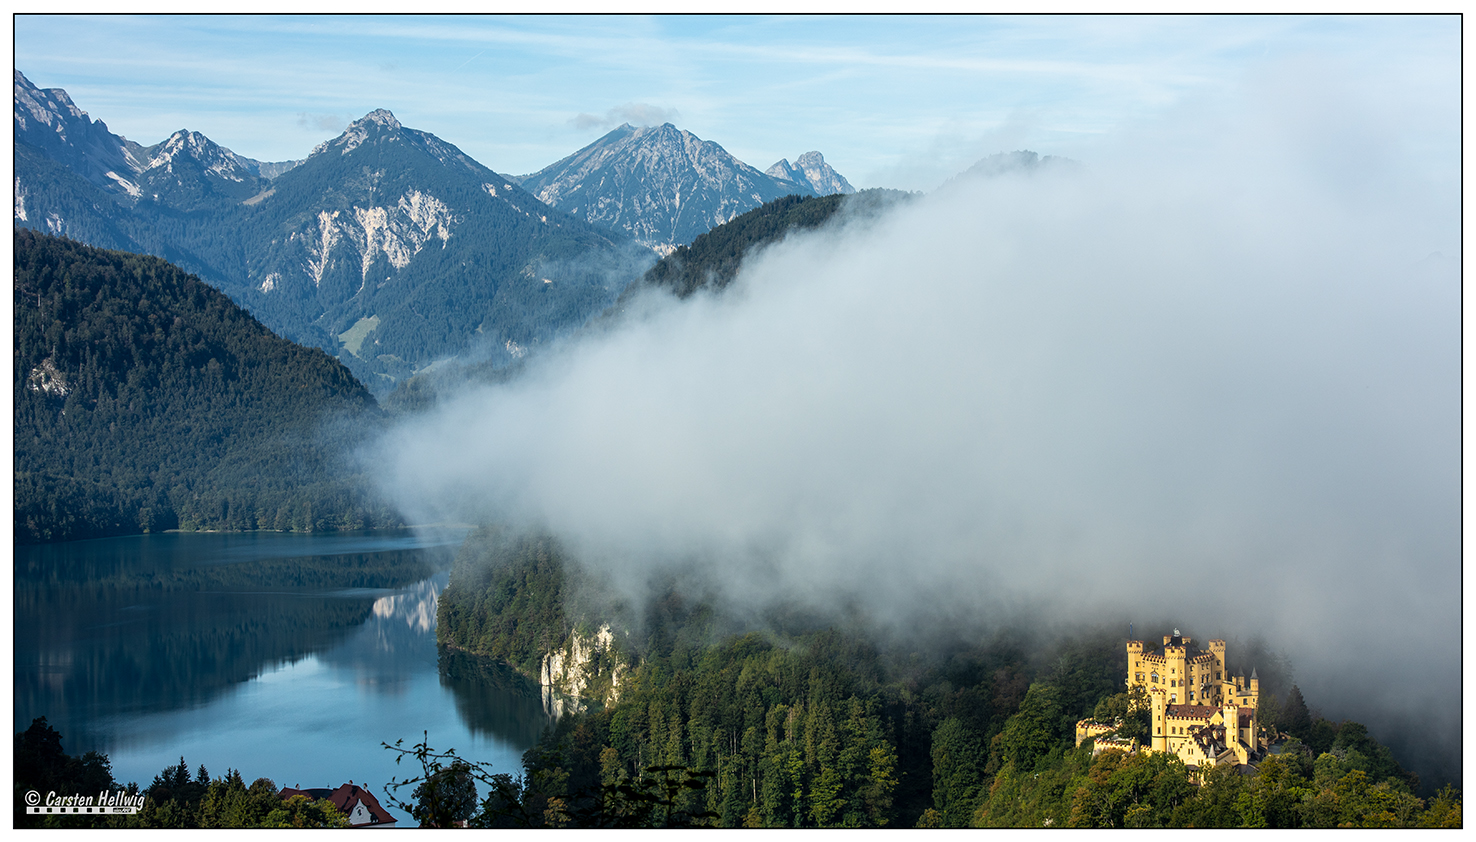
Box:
[296,111,347,132]
[571,102,681,132]
[375,53,1458,781]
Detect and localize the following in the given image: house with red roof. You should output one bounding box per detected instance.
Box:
[279,782,398,828]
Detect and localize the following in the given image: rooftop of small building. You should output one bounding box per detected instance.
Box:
[278,782,397,826]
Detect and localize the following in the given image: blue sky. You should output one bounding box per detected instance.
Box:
[13,14,1459,191]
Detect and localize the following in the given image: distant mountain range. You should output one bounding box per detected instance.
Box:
[13,71,648,391]
[16,70,1053,395]
[513,123,854,254]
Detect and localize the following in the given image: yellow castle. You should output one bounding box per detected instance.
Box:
[1077,629,1270,770]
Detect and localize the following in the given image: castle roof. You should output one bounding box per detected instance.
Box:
[1138,640,1220,662]
[1166,703,1217,720]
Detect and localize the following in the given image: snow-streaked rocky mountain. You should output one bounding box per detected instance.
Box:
[227,108,651,388]
[128,129,279,210]
[14,74,652,392]
[514,123,825,253]
[14,70,301,210]
[765,151,855,197]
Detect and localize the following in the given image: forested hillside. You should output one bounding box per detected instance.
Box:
[13,230,399,543]
[624,188,912,302]
[433,530,1458,828]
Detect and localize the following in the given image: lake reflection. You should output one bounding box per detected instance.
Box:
[14,530,550,826]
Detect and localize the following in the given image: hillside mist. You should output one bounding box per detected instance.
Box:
[375,61,1458,791]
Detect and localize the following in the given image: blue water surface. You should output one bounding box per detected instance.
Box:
[15,529,549,827]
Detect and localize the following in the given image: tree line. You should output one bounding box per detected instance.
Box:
[14,718,347,828]
[430,528,1461,828]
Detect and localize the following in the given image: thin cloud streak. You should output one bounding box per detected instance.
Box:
[19,15,1453,179]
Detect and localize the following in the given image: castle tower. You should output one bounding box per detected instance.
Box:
[1163,629,1186,703]
[1207,640,1227,703]
[1248,668,1261,750]
[1126,639,1143,689]
[1151,687,1168,752]
[1222,699,1244,763]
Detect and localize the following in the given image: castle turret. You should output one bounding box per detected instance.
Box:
[1248,668,1261,751]
[1164,629,1187,703]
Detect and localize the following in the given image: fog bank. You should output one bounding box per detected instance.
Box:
[374,54,1458,781]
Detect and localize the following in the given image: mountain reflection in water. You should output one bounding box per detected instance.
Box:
[14,531,548,823]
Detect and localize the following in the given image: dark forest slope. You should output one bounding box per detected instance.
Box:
[624,188,913,302]
[13,230,399,543]
[435,532,1450,828]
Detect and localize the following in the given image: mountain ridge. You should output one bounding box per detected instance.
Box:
[14,74,654,393]
[13,70,302,204]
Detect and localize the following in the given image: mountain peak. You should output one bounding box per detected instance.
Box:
[519,124,820,251]
[765,151,855,196]
[355,109,401,130]
[313,109,404,157]
[944,150,1077,188]
[794,150,827,169]
[142,129,257,184]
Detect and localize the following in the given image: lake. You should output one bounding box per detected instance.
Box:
[14,529,550,826]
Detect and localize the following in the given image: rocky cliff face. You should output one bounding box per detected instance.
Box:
[13,69,141,194]
[538,624,628,717]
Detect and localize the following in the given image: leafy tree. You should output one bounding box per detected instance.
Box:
[1419,785,1463,828]
[1067,749,1194,828]
[995,683,1063,773]
[262,794,351,828]
[197,771,286,828]
[929,717,986,826]
[1089,685,1151,745]
[412,759,479,827]
[14,717,121,828]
